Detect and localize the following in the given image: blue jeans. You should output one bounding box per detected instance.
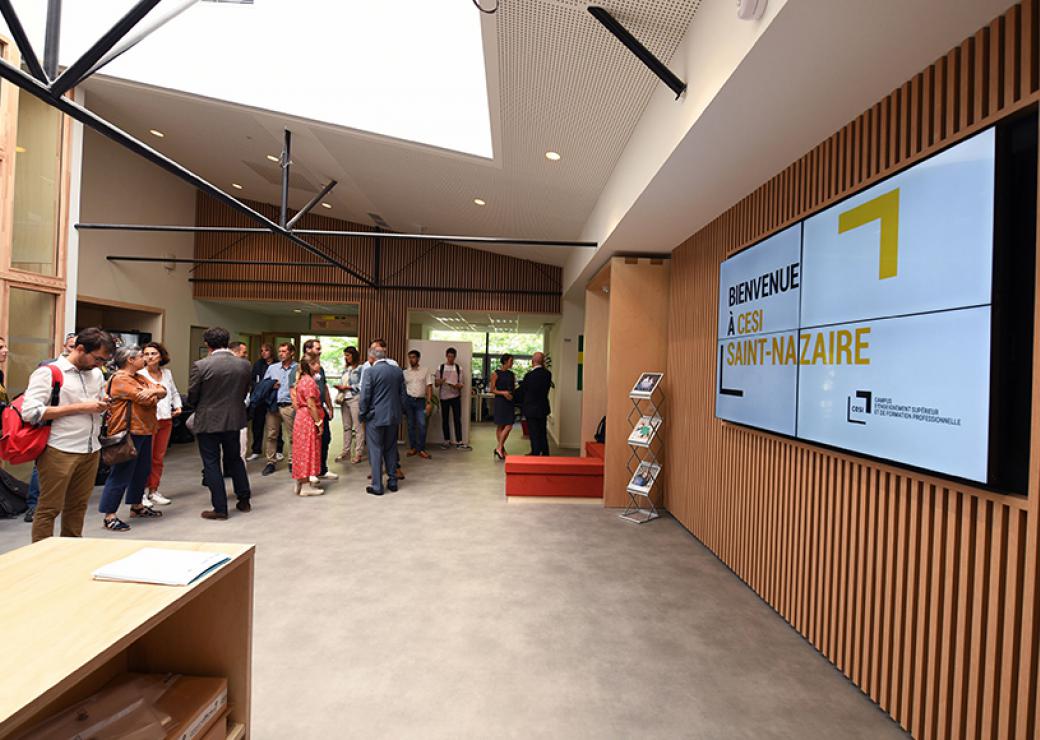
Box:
[99,435,152,514]
[404,396,428,452]
[27,466,40,508]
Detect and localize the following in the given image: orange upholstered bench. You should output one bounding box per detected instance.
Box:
[585,442,605,459]
[504,456,604,498]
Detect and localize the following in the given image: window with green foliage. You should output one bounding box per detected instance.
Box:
[429,329,546,386]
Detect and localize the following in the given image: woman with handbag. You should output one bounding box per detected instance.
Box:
[140,342,182,507]
[292,359,326,496]
[99,345,167,531]
[334,346,365,464]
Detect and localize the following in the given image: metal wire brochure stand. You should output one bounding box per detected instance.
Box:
[622,375,665,524]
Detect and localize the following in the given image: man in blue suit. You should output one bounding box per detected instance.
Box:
[359,345,407,495]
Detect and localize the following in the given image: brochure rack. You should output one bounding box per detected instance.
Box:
[622,372,665,524]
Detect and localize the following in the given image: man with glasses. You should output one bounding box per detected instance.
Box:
[21,328,115,542]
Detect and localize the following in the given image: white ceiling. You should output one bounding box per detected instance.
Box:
[410,309,559,334]
[203,299,359,318]
[78,0,703,267]
[564,0,1017,293]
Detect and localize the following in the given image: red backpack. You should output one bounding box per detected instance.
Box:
[0,364,63,464]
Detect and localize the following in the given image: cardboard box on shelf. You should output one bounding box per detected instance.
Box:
[154,676,228,740]
[197,711,229,740]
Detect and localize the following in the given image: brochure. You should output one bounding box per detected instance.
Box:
[627,415,662,447]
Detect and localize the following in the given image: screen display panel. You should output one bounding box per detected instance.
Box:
[713,121,1031,489]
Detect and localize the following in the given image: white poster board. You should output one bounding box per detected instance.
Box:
[408,340,473,446]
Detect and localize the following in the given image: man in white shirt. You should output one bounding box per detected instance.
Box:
[403,349,433,459]
[22,328,114,542]
[434,347,469,449]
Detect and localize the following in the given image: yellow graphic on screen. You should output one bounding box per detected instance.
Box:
[838,188,900,280]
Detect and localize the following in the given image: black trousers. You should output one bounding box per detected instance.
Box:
[441,397,463,443]
[251,403,283,454]
[319,417,331,475]
[198,430,250,514]
[527,415,549,456]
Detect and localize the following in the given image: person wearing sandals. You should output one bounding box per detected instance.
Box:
[292,359,326,496]
[490,354,516,461]
[139,342,181,507]
[335,346,365,464]
[99,345,167,531]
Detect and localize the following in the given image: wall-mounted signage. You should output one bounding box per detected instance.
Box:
[715,123,1033,490]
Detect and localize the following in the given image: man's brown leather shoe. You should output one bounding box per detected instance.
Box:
[236,500,252,513]
[200,510,228,520]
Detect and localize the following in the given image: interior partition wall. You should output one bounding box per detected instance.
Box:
[666,4,1040,739]
[191,194,561,364]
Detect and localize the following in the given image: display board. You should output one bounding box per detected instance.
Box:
[715,126,1024,486]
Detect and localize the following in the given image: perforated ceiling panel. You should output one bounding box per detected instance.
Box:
[83,0,702,266]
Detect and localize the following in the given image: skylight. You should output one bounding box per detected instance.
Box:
[4,0,494,157]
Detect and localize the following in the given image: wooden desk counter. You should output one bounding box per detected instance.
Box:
[0,537,254,739]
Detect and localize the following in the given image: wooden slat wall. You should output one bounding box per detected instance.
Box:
[192,195,561,361]
[665,3,1040,739]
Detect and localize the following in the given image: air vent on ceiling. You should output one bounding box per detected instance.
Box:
[368,212,391,230]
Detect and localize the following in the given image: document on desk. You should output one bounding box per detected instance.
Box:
[92,548,231,586]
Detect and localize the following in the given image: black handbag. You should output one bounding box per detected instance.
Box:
[99,378,137,467]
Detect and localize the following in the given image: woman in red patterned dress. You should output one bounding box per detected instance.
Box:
[291,359,325,496]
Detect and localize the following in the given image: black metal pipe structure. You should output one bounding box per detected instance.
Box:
[279,129,291,228]
[587,5,687,99]
[0,0,48,83]
[286,179,337,230]
[0,48,377,287]
[43,0,62,79]
[52,0,163,97]
[78,223,596,248]
[107,256,338,267]
[189,277,560,297]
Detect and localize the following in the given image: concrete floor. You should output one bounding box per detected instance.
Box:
[0,423,908,739]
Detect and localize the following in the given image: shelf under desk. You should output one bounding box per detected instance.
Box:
[0,537,254,739]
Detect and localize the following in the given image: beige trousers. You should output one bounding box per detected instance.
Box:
[340,397,364,460]
[265,406,295,464]
[33,447,101,543]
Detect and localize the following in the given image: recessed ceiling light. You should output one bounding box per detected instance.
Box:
[231,182,243,190]
[266,154,279,162]
[15,145,25,153]
[545,151,561,161]
[321,202,332,209]
[293,309,303,313]
[473,198,486,206]
[149,129,165,138]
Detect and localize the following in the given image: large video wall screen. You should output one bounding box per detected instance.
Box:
[715,121,1034,489]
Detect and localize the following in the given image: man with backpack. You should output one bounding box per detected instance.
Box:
[20,328,114,542]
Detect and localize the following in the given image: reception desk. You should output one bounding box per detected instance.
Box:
[0,537,254,739]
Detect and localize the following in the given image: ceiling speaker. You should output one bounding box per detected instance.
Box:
[736,0,767,21]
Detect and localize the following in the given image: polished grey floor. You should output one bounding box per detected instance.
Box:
[0,423,907,739]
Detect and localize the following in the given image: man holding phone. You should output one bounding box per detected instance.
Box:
[21,328,115,542]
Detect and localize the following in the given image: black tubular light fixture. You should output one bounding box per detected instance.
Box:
[587,5,687,100]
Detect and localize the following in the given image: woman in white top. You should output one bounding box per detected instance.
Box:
[140,342,182,506]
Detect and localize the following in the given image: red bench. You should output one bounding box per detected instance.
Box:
[505,455,604,498]
[585,442,605,459]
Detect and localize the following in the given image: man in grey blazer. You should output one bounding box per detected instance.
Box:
[188,326,253,519]
[359,346,408,495]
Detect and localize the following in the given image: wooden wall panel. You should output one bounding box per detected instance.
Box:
[192,195,561,361]
[665,3,1040,738]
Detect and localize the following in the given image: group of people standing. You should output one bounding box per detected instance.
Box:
[0,326,554,540]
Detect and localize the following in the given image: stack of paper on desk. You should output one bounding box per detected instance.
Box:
[92,548,231,586]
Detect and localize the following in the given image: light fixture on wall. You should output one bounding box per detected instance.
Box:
[293,309,302,313]
[545,151,561,161]
[266,154,279,162]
